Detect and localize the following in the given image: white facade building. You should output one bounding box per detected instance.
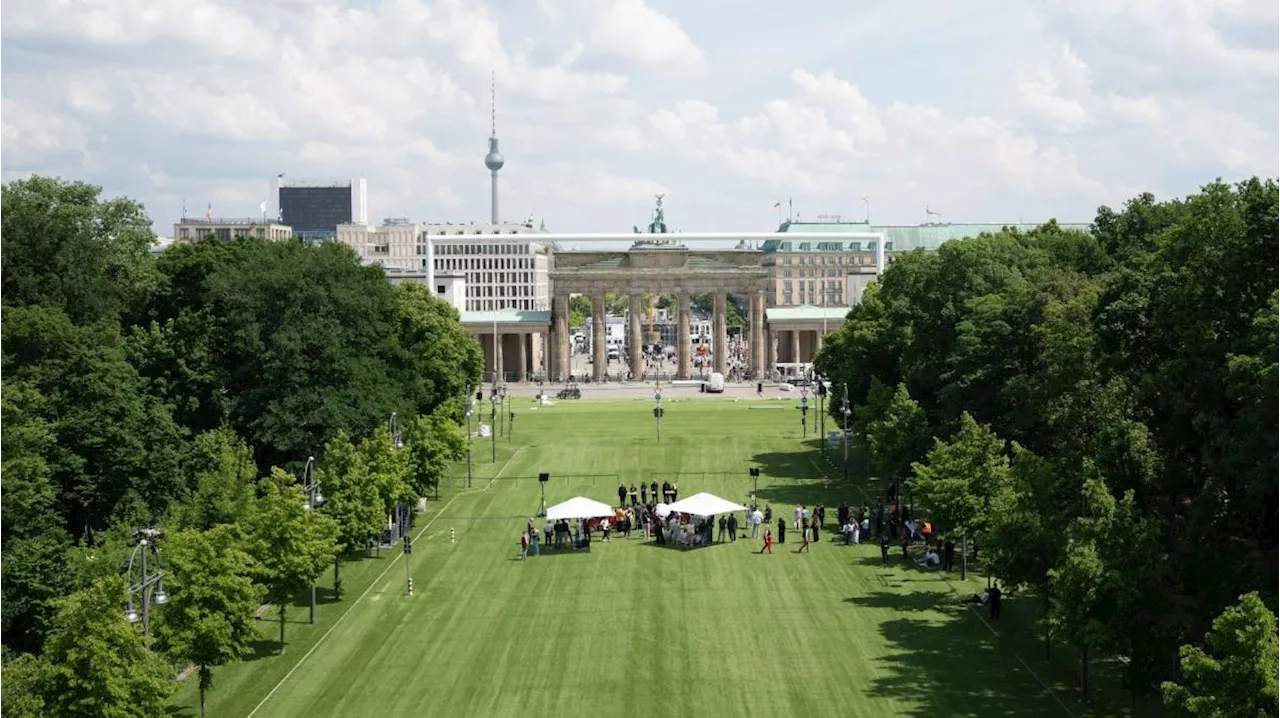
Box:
[426,221,549,312]
[336,219,434,286]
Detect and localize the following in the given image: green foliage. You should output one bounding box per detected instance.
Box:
[1,176,157,325]
[171,427,257,533]
[909,413,1009,537]
[866,382,931,481]
[405,409,466,498]
[319,431,384,556]
[1,652,49,717]
[361,427,415,514]
[1162,592,1279,717]
[1,305,185,535]
[244,468,340,649]
[392,282,483,414]
[37,577,174,717]
[158,527,263,718]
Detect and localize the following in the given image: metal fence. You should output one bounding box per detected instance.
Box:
[445,472,621,490]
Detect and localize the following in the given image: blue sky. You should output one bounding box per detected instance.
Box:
[2,0,1276,235]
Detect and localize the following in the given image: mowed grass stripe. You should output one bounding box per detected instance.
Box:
[189,401,1083,717]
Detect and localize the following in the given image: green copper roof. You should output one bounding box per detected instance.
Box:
[458,309,552,325]
[761,221,1092,254]
[765,305,851,322]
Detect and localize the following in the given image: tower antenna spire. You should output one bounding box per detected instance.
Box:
[484,71,505,224]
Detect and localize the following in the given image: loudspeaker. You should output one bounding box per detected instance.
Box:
[539,473,550,483]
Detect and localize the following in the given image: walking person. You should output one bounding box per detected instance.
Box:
[880,534,891,564]
[530,529,540,556]
[793,504,803,531]
[777,518,786,544]
[797,523,811,553]
[760,529,773,554]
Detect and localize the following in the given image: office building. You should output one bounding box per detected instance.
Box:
[277,177,367,243]
[173,217,294,243]
[761,219,1091,306]
[428,221,549,312]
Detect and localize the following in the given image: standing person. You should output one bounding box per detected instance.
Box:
[757,381,763,397]
[530,528,540,556]
[726,513,739,543]
[617,483,628,508]
[602,517,611,542]
[717,516,727,543]
[751,507,764,538]
[816,503,826,528]
[543,519,553,546]
[672,483,679,502]
[793,504,803,531]
[777,518,787,544]
[760,529,773,554]
[797,523,811,553]
[880,534,891,564]
[943,539,955,572]
[640,482,649,505]
[629,483,638,506]
[989,585,1002,620]
[519,533,529,560]
[811,515,821,543]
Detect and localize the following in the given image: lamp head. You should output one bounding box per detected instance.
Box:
[125,603,140,623]
[153,580,169,605]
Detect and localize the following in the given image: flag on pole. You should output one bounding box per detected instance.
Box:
[260,199,267,215]
[926,205,940,216]
[206,203,213,221]
[772,202,781,209]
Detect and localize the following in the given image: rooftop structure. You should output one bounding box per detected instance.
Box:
[173,218,293,243]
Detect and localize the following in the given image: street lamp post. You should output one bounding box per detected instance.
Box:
[653,382,663,443]
[800,388,809,438]
[841,383,852,483]
[464,384,474,489]
[300,456,324,623]
[490,384,498,462]
[817,375,826,455]
[499,385,508,440]
[125,528,169,637]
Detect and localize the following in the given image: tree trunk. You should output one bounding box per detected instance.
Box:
[279,604,286,653]
[333,557,342,599]
[198,664,213,718]
[960,533,968,580]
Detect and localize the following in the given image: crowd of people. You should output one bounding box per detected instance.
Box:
[516,482,1007,618]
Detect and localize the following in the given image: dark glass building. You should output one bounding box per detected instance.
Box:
[279,181,362,242]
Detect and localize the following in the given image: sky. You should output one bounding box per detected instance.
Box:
[2,0,1277,236]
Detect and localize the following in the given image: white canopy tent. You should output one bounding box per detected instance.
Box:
[545,496,615,521]
[665,492,747,517]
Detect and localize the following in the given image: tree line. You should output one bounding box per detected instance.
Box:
[816,178,1278,713]
[1,176,483,716]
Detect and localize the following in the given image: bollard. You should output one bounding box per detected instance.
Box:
[450,527,456,543]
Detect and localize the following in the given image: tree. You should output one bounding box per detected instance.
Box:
[1,305,186,536]
[158,527,263,718]
[392,282,483,416]
[1,653,49,718]
[405,408,466,499]
[170,426,257,533]
[244,468,339,651]
[2,176,157,326]
[362,427,414,519]
[38,577,174,717]
[866,382,931,481]
[909,412,1010,576]
[1,380,76,656]
[1162,592,1279,717]
[318,431,383,598]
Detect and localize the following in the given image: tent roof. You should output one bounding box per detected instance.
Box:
[545,496,615,520]
[665,492,747,516]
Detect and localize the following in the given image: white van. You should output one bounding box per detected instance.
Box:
[705,372,725,393]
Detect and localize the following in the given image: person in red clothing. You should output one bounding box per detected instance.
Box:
[519,533,529,560]
[760,529,773,554]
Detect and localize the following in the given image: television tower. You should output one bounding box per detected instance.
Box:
[483,72,505,225]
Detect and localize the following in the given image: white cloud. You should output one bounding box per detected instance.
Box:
[0,0,1274,233]
[588,0,702,68]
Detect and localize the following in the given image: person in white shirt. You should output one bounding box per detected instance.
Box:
[750,508,764,538]
[793,505,803,530]
[917,548,940,566]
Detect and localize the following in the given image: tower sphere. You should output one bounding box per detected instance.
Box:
[485,137,504,171]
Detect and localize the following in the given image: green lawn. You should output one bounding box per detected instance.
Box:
[173,399,1142,717]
